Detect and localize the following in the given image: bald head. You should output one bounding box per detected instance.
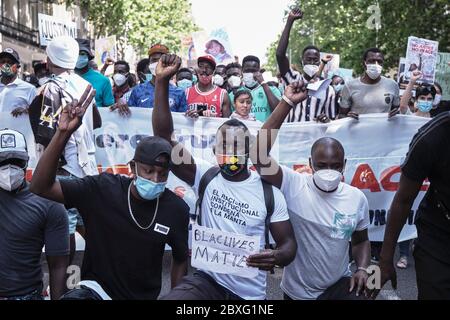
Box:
[310,137,345,172]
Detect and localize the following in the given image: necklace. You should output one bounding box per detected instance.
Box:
[127,183,159,230]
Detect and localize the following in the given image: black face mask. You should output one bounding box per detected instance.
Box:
[217,154,248,176]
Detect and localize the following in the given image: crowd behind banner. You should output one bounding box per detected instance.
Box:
[0,5,449,301]
[2,109,427,243]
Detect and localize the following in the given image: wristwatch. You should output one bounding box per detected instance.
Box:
[321,59,328,65]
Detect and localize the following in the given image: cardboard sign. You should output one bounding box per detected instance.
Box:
[191,224,260,279]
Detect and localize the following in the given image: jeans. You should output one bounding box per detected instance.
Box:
[399,240,411,257]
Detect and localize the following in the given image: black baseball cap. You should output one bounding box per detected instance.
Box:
[0,48,20,65]
[133,136,172,168]
[75,38,94,60]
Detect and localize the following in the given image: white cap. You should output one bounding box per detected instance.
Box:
[46,36,79,69]
[0,128,29,162]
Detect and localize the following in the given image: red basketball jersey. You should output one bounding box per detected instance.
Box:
[185,85,226,117]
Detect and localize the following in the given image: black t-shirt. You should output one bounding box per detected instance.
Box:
[0,184,69,296]
[59,173,189,300]
[401,111,450,262]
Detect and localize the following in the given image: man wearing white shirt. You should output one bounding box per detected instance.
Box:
[253,81,371,300]
[28,36,101,262]
[0,48,37,117]
[153,54,297,300]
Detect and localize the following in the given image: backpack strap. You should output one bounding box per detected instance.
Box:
[262,180,275,250]
[195,166,221,225]
[195,168,276,251]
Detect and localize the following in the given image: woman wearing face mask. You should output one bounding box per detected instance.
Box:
[230,88,257,121]
[400,71,436,118]
[430,82,450,117]
[331,75,345,115]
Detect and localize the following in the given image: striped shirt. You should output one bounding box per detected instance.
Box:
[282,69,336,122]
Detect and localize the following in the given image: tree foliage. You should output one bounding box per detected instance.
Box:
[265,0,450,75]
[68,0,197,56]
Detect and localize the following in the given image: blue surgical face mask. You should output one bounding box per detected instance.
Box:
[177,79,193,89]
[333,84,344,93]
[133,164,166,200]
[192,75,198,84]
[76,55,89,69]
[417,100,433,113]
[145,73,153,82]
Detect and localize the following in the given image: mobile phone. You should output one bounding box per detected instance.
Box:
[197,105,207,115]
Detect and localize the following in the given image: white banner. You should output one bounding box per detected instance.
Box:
[1,109,430,242]
[191,224,260,278]
[38,13,77,46]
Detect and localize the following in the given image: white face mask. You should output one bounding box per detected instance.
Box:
[365,63,383,80]
[149,62,158,76]
[243,73,258,88]
[228,75,242,88]
[433,94,442,106]
[213,74,224,86]
[303,64,320,78]
[313,169,342,192]
[38,77,50,87]
[0,164,25,192]
[113,73,127,87]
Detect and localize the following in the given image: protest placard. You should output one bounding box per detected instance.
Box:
[320,53,340,79]
[95,36,117,70]
[405,36,439,85]
[192,28,234,65]
[191,224,260,279]
[38,13,77,46]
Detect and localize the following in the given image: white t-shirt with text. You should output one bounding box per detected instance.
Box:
[193,159,289,300]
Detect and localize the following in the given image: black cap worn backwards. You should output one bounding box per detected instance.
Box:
[133,136,172,169]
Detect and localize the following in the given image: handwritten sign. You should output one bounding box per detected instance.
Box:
[191,224,260,279]
[405,36,439,85]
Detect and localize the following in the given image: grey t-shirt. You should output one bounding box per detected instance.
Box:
[340,76,400,114]
[0,184,69,297]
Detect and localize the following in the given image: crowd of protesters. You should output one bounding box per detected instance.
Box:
[1,7,449,301]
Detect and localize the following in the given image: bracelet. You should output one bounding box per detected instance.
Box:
[282,95,296,108]
[356,267,368,273]
[321,59,328,65]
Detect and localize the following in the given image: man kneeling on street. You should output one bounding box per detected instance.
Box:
[30,87,190,300]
